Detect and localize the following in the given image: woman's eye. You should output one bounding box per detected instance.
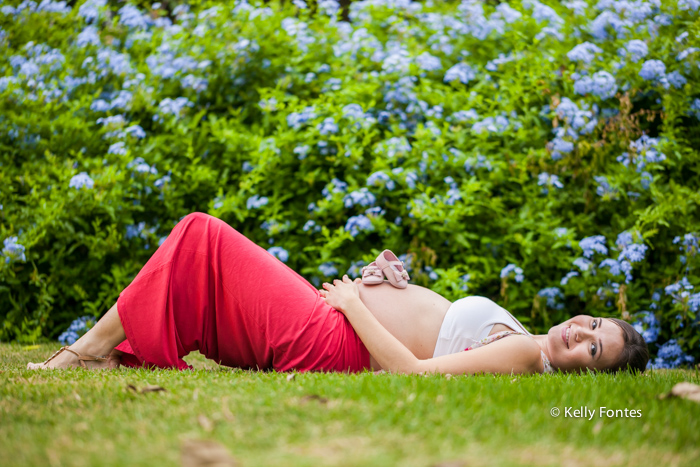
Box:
[591,343,597,357]
[592,320,598,330]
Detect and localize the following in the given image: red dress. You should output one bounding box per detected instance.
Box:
[114,212,370,372]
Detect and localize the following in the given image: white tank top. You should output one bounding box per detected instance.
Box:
[432,296,531,358]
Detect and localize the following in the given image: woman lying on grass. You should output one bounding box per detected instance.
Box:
[28,213,649,375]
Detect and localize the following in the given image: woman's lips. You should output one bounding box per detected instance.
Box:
[561,325,569,348]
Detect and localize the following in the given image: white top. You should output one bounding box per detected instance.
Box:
[432,296,532,358]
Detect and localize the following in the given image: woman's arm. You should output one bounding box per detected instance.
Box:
[321,276,542,375]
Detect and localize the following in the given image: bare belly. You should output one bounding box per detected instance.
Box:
[358,283,450,369]
[358,284,516,370]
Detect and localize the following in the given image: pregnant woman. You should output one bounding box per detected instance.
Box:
[28,212,649,374]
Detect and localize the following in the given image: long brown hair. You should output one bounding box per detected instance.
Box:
[605,318,650,373]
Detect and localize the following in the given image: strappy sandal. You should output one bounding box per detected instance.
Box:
[27,346,115,370]
[375,249,410,289]
[361,261,385,285]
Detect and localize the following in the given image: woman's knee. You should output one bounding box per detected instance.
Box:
[182,212,212,224]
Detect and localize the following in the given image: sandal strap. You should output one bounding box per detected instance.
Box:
[41,346,109,369]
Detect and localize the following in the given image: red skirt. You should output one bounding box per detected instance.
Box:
[114,212,370,373]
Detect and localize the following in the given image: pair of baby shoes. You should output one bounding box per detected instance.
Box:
[360,250,410,289]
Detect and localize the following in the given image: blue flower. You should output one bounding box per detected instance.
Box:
[496,3,522,22]
[567,42,603,63]
[649,339,695,369]
[537,172,564,193]
[665,277,693,295]
[632,311,659,343]
[158,97,193,117]
[58,316,95,344]
[678,0,700,12]
[666,70,687,89]
[267,246,289,263]
[573,257,593,271]
[595,175,616,197]
[472,115,510,134]
[416,52,442,71]
[76,26,101,48]
[367,171,395,191]
[450,110,479,122]
[444,63,477,84]
[343,188,376,208]
[2,236,27,263]
[673,233,699,256]
[616,231,634,249]
[345,215,373,237]
[619,40,648,63]
[319,262,338,277]
[90,99,111,112]
[303,220,320,233]
[69,172,95,190]
[324,78,342,91]
[560,271,579,286]
[688,293,700,312]
[294,145,311,160]
[404,172,418,189]
[293,0,308,9]
[58,331,80,345]
[589,10,630,41]
[574,71,618,99]
[500,264,524,283]
[639,59,666,81]
[599,259,621,276]
[108,142,127,155]
[376,137,411,158]
[287,106,316,129]
[246,195,269,210]
[382,48,412,74]
[445,187,461,205]
[486,53,517,72]
[125,125,146,139]
[538,287,564,309]
[343,104,365,120]
[618,243,647,263]
[580,235,608,258]
[677,47,699,61]
[322,178,348,198]
[318,0,340,17]
[78,0,106,23]
[317,117,338,135]
[118,4,153,29]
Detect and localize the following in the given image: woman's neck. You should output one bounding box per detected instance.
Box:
[530,334,551,361]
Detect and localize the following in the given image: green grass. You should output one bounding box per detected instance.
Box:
[2,343,699,467]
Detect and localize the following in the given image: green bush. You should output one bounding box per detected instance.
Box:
[1,0,699,367]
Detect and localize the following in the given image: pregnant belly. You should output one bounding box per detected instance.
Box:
[357,283,452,366]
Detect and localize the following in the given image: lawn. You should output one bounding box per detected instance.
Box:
[1,343,699,467]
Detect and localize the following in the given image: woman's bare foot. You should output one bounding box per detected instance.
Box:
[27,343,120,370]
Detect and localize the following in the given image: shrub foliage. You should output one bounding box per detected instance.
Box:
[1,0,699,367]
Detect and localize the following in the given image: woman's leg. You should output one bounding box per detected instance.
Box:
[29,212,368,372]
[27,302,126,369]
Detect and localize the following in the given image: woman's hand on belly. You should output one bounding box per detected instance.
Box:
[320,276,363,315]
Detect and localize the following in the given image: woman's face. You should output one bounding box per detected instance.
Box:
[547,315,625,372]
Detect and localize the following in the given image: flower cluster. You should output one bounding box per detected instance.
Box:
[1,0,699,365]
[58,316,95,345]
